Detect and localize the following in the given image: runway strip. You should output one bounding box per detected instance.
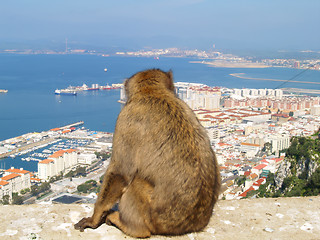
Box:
[230,73,320,85]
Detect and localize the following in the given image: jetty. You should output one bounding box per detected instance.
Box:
[60,121,84,129]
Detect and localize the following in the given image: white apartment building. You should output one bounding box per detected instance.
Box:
[266,135,291,153]
[38,159,55,181]
[184,93,220,110]
[38,149,77,181]
[232,88,283,99]
[258,89,267,96]
[311,105,320,115]
[78,153,97,165]
[0,180,11,200]
[0,167,31,199]
[250,89,259,96]
[175,82,220,110]
[206,127,220,142]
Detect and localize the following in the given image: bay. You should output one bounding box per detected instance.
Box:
[0,54,319,172]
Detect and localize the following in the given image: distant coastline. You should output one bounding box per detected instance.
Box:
[190,60,270,69]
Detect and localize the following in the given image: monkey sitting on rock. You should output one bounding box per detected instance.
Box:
[75,69,221,238]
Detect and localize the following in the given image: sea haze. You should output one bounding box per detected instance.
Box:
[1,54,320,142]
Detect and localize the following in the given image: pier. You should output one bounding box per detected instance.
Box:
[59,121,84,130]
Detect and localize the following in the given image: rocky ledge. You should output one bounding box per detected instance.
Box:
[0,196,319,240]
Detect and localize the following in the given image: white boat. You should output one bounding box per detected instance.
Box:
[55,89,77,95]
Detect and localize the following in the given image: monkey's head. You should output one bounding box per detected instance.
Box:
[124,69,175,101]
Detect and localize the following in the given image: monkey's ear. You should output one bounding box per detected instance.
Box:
[167,70,173,80]
[165,70,175,92]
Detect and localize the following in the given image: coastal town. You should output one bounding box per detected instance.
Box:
[1,47,320,71]
[1,81,320,204]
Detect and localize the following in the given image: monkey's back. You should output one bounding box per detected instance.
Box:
[114,86,220,235]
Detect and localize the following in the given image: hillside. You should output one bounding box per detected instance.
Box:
[256,135,320,198]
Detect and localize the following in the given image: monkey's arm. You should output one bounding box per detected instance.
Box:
[74,168,127,232]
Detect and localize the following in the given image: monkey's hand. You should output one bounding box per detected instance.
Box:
[74,217,99,232]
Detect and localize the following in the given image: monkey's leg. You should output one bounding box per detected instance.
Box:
[75,172,126,232]
[106,177,154,238]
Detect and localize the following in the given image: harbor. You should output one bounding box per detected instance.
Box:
[0,121,114,173]
[0,121,84,160]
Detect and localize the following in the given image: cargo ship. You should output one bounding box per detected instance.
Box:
[55,89,77,95]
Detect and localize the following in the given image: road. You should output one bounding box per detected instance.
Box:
[35,160,109,203]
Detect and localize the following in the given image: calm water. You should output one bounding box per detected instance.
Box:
[0,54,319,171]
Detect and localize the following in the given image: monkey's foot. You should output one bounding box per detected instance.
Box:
[74,217,99,232]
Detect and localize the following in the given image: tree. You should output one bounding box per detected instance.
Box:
[12,192,23,205]
[0,195,10,205]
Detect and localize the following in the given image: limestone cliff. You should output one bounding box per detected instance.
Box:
[273,136,320,196]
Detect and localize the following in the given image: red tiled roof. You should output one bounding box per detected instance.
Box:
[31,177,41,182]
[253,164,267,170]
[0,180,9,186]
[49,150,65,158]
[5,168,30,174]
[241,142,260,147]
[239,187,255,197]
[250,173,258,179]
[2,173,20,181]
[49,149,76,158]
[39,159,54,164]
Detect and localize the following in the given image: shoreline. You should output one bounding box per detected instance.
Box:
[190,60,270,69]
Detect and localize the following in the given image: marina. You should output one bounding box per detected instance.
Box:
[0,122,100,173]
[0,121,84,160]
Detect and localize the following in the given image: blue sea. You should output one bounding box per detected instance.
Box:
[0,54,319,171]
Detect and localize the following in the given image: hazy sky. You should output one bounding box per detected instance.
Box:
[1,0,319,51]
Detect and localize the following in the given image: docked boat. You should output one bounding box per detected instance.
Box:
[55,89,77,95]
[100,84,112,90]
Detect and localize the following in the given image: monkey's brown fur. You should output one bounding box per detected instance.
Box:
[74,69,221,238]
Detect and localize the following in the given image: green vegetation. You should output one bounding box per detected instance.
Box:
[77,180,99,193]
[20,188,30,195]
[261,136,320,198]
[31,182,51,197]
[12,192,23,205]
[0,195,10,205]
[286,136,320,161]
[65,166,87,178]
[49,172,64,183]
[235,176,246,186]
[95,151,111,160]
